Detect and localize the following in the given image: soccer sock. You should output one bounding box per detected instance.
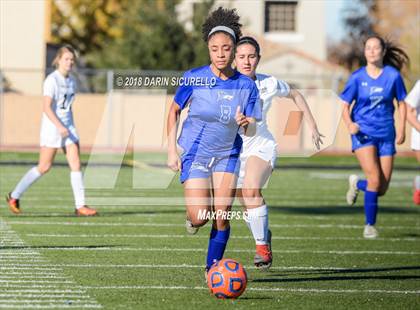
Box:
[245,205,268,245]
[70,171,85,209]
[357,180,367,192]
[11,167,42,199]
[206,227,230,270]
[364,190,378,225]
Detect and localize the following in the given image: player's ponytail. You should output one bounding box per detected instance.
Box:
[365,35,409,71]
[52,45,77,68]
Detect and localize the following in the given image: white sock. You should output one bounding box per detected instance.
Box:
[11,167,42,199]
[71,171,85,209]
[415,176,420,190]
[245,205,269,245]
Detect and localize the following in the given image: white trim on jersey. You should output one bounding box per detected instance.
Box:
[405,80,420,150]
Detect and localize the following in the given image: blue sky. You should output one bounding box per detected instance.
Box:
[326,0,348,41]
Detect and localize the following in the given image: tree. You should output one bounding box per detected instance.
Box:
[51,0,127,59]
[328,0,378,71]
[51,0,218,70]
[89,0,195,70]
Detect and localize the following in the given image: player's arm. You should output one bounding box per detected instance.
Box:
[287,88,324,149]
[235,106,256,137]
[166,101,181,171]
[406,105,420,132]
[396,100,406,145]
[341,100,359,135]
[43,96,69,138]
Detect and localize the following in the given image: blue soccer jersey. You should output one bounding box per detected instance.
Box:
[340,65,407,140]
[174,65,261,158]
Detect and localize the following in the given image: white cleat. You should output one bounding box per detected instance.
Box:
[363,225,378,239]
[185,218,199,235]
[346,174,360,206]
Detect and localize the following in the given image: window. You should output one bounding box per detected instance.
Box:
[265,1,298,32]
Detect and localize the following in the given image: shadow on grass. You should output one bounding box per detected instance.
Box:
[252,265,420,283]
[252,274,420,283]
[0,209,185,218]
[269,205,420,215]
[239,296,274,300]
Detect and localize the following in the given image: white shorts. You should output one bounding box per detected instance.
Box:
[40,118,79,148]
[412,128,420,151]
[237,136,277,188]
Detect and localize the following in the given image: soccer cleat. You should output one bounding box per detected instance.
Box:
[75,206,98,216]
[254,229,272,270]
[413,189,420,205]
[5,192,21,214]
[346,174,360,206]
[185,218,199,235]
[363,224,378,239]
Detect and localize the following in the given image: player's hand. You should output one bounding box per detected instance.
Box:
[347,122,360,135]
[167,151,181,172]
[58,126,69,138]
[235,106,249,127]
[312,129,325,150]
[396,130,405,145]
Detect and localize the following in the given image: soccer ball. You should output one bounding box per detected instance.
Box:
[207,258,247,299]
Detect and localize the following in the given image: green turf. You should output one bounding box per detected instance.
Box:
[0,155,419,309]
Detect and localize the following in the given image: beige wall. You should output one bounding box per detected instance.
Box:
[0,0,46,94]
[1,93,414,155]
[177,0,327,60]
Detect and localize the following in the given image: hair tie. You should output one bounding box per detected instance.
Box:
[208,26,236,40]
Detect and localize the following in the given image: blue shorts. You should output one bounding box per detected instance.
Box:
[351,134,396,157]
[180,154,240,183]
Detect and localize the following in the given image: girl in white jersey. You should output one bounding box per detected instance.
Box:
[234,37,323,269]
[5,45,97,216]
[405,80,420,204]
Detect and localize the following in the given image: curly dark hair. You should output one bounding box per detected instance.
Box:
[202,7,242,43]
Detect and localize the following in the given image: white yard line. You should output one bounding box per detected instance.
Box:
[6,220,420,230]
[0,218,102,309]
[83,285,420,295]
[24,233,420,242]
[1,247,418,255]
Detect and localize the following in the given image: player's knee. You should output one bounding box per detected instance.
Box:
[242,188,263,206]
[37,163,52,174]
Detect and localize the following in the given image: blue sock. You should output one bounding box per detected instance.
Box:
[357,180,367,192]
[206,227,230,270]
[364,190,378,225]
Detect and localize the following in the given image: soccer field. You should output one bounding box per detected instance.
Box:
[0,153,419,309]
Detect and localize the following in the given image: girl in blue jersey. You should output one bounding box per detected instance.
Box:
[340,35,409,238]
[166,7,261,273]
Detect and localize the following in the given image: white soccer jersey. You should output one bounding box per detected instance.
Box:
[237,74,290,187]
[241,74,290,145]
[40,70,79,148]
[405,80,420,150]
